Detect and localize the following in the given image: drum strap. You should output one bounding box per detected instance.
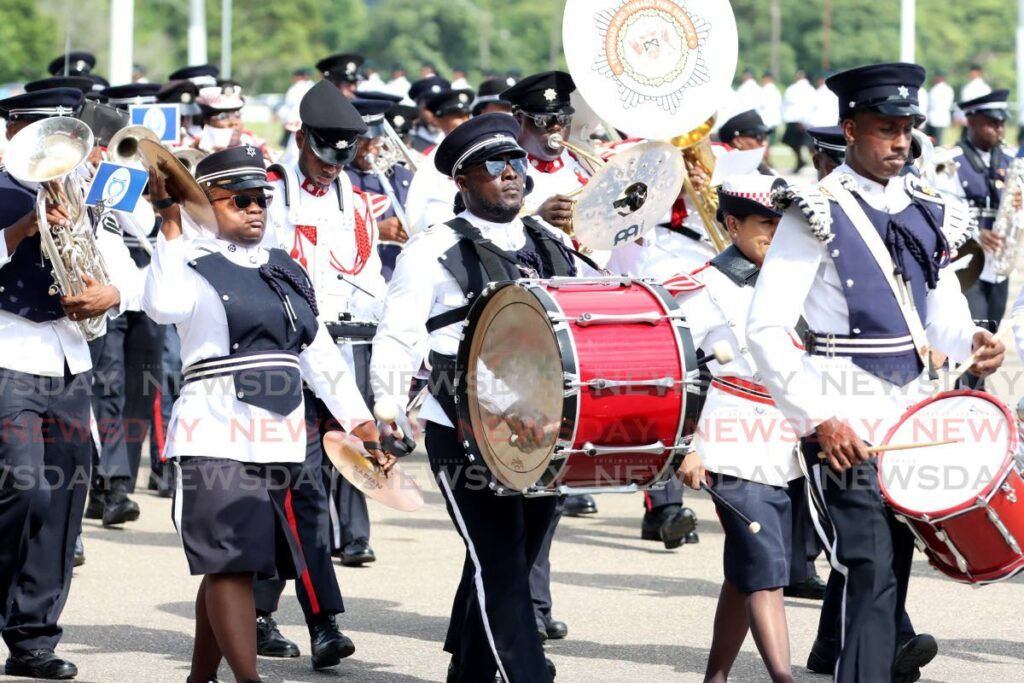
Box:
[426,351,460,426]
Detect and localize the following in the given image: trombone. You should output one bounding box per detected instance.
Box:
[671,116,731,253]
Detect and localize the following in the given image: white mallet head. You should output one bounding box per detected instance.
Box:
[712,340,735,365]
[374,400,400,423]
[749,521,761,534]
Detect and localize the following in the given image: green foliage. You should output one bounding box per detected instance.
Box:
[0,0,1018,96]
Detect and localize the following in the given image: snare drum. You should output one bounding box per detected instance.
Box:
[454,277,700,496]
[878,390,1024,584]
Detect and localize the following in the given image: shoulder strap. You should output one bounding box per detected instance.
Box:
[521,216,578,276]
[267,163,296,210]
[820,174,930,363]
[444,217,519,280]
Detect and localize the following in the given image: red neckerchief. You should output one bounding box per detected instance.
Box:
[528,154,564,173]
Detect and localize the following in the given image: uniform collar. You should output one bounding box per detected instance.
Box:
[457,210,522,235]
[528,153,564,174]
[833,162,908,207]
[208,236,266,266]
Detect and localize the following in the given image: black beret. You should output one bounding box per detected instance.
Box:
[48,52,96,76]
[24,76,95,95]
[718,109,770,144]
[104,82,162,109]
[434,112,524,177]
[960,89,1010,121]
[408,76,450,104]
[86,74,110,91]
[194,145,271,191]
[158,80,201,116]
[316,53,364,84]
[426,88,474,118]
[0,87,84,121]
[502,71,575,114]
[299,80,367,164]
[826,62,926,120]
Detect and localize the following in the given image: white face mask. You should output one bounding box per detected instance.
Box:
[200,124,235,151]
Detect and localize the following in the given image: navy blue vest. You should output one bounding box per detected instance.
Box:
[955,141,1013,230]
[826,193,947,385]
[0,169,65,323]
[189,248,319,415]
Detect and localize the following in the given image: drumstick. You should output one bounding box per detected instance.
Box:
[949,320,1014,382]
[700,483,761,534]
[815,438,963,459]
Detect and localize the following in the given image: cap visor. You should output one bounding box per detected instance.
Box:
[460,142,526,171]
[873,102,924,118]
[978,110,1010,122]
[308,136,354,165]
[217,178,274,191]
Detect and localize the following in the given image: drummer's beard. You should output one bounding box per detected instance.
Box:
[476,195,522,223]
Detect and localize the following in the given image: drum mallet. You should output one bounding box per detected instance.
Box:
[374,400,417,457]
[696,341,735,368]
[700,483,761,534]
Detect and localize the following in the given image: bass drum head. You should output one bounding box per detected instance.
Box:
[880,391,1014,516]
[465,285,564,491]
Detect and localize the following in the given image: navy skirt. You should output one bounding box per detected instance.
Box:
[172,457,305,579]
[710,473,793,594]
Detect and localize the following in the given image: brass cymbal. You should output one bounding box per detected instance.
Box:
[572,141,685,251]
[137,139,216,230]
[953,239,985,293]
[322,432,425,512]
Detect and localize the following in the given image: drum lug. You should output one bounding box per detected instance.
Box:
[1001,483,1018,504]
[566,441,668,457]
[897,514,928,554]
[572,311,665,326]
[565,376,680,395]
[935,529,971,576]
[978,496,1023,555]
[562,372,580,398]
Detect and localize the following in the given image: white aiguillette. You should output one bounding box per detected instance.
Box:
[322,431,424,512]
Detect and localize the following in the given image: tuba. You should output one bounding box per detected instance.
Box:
[107,124,161,165]
[4,117,110,340]
[987,157,1024,278]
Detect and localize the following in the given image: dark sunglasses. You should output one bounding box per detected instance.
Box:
[522,112,573,129]
[480,157,529,177]
[214,194,270,210]
[742,132,768,143]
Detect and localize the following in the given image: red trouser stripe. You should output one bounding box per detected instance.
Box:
[284,489,320,615]
[152,390,166,462]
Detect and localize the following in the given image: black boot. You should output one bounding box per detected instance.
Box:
[893,633,937,683]
[339,539,376,567]
[84,491,105,520]
[784,573,827,600]
[641,505,697,549]
[806,636,836,674]
[308,614,355,670]
[157,464,175,499]
[102,477,140,527]
[5,649,77,679]
[563,494,598,517]
[256,613,299,657]
[73,535,85,567]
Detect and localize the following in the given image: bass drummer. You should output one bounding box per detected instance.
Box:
[370,113,588,683]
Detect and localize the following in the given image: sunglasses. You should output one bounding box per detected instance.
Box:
[742,132,768,143]
[213,194,270,210]
[480,157,529,177]
[210,111,241,122]
[521,112,573,129]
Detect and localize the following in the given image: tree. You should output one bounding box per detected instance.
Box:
[0,0,59,82]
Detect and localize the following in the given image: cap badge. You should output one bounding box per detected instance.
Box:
[431,85,441,94]
[897,86,910,98]
[346,62,356,74]
[543,88,558,102]
[334,139,350,150]
[245,146,257,157]
[393,115,405,127]
[459,93,469,103]
[182,93,192,103]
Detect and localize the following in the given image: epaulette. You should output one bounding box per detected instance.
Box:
[904,175,975,250]
[662,269,705,294]
[772,182,835,244]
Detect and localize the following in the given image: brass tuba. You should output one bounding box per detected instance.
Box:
[107,124,161,165]
[672,116,731,253]
[4,117,110,340]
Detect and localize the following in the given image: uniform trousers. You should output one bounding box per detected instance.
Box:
[801,439,915,683]
[962,277,1008,390]
[253,391,345,620]
[0,366,91,653]
[87,313,165,490]
[529,496,562,631]
[149,326,182,476]
[427,421,554,683]
[326,343,371,551]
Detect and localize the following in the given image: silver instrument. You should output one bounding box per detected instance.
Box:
[365,152,410,239]
[107,124,161,166]
[989,157,1024,278]
[173,147,208,175]
[379,119,418,173]
[4,117,110,340]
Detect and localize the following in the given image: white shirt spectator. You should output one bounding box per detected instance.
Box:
[759,79,783,130]
[782,77,815,125]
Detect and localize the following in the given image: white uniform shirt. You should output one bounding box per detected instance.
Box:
[263,164,386,326]
[678,265,801,486]
[405,147,457,236]
[782,78,815,125]
[747,164,982,443]
[0,205,140,376]
[371,210,575,427]
[759,82,783,130]
[522,150,591,215]
[142,233,372,463]
[927,81,955,129]
[734,78,765,115]
[810,84,840,127]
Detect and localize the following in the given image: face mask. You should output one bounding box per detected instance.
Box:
[200,124,235,151]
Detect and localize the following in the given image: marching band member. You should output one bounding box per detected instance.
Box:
[472,77,515,117]
[406,75,450,153]
[143,145,386,683]
[670,174,800,683]
[747,63,1004,683]
[718,109,776,176]
[316,53,364,100]
[254,80,388,666]
[0,87,139,680]
[371,113,580,682]
[404,88,473,234]
[194,82,270,158]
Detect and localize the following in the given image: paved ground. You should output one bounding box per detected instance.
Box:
[2,453,1022,683]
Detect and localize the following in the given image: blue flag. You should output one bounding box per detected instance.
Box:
[129,104,180,144]
[85,162,150,213]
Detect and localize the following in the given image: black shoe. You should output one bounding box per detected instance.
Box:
[84,493,105,520]
[563,494,597,517]
[148,472,160,491]
[893,633,937,683]
[256,614,299,658]
[102,478,140,527]
[784,574,827,600]
[684,530,700,544]
[5,649,77,679]
[641,505,698,549]
[545,620,568,640]
[309,614,355,670]
[547,657,557,678]
[157,466,175,499]
[806,636,836,674]
[339,539,376,567]
[73,535,85,567]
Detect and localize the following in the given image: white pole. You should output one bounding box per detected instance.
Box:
[221,0,232,78]
[188,0,207,66]
[1017,0,1024,129]
[109,0,134,85]
[900,0,916,63]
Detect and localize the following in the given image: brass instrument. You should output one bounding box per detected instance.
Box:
[136,139,216,230]
[173,147,208,175]
[107,124,161,165]
[379,119,418,173]
[365,152,411,239]
[4,117,110,340]
[671,116,731,253]
[988,157,1024,278]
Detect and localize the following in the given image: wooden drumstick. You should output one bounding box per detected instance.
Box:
[700,483,761,534]
[815,438,963,459]
[949,320,1014,382]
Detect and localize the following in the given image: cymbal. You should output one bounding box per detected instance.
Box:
[322,431,425,512]
[137,139,216,230]
[572,141,685,251]
[952,239,985,293]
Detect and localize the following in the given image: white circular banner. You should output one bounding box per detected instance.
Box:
[102,167,133,205]
[563,0,738,140]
